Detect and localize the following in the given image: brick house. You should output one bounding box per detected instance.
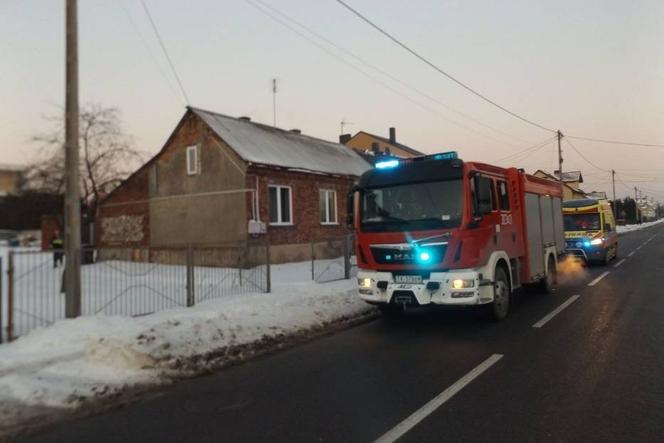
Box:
[339,127,424,159]
[97,107,370,263]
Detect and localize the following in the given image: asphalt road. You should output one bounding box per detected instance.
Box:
[21,225,664,443]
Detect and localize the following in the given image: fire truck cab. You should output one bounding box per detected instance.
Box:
[351,152,565,320]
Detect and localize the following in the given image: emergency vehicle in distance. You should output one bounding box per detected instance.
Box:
[349,151,565,320]
[563,198,618,265]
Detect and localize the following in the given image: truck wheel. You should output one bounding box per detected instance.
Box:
[485,266,510,321]
[540,255,557,293]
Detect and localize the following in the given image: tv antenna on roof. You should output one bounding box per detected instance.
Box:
[340,119,354,135]
[272,78,278,127]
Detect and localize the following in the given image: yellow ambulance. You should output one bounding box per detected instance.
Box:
[562,198,618,265]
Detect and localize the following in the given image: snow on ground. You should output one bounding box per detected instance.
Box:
[616,218,664,234]
[0,260,371,432]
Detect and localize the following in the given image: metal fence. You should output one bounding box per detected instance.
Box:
[311,235,357,283]
[4,242,270,340]
[0,235,355,341]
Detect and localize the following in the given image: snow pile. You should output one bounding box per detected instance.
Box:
[617,218,664,234]
[0,262,371,431]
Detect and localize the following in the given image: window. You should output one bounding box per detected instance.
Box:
[497,180,510,210]
[186,145,199,175]
[474,176,496,215]
[268,185,292,225]
[362,180,463,232]
[319,190,338,224]
[564,213,600,231]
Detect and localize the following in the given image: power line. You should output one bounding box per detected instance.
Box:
[119,0,183,105]
[492,136,556,163]
[563,137,610,172]
[566,135,664,149]
[140,0,190,105]
[246,0,529,149]
[335,0,556,133]
[252,0,535,146]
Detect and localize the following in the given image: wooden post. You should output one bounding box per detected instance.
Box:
[7,252,15,341]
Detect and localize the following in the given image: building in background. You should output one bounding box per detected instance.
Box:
[0,163,24,196]
[533,169,586,200]
[97,107,371,263]
[340,127,424,161]
[586,191,607,200]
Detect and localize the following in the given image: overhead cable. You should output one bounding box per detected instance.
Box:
[140,0,191,105]
[335,0,556,133]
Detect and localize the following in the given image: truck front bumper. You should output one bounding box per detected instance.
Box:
[357,269,495,307]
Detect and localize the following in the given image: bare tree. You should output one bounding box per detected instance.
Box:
[27,103,145,211]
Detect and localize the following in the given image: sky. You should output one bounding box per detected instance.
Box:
[1,0,664,200]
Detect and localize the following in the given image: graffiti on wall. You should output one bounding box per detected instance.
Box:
[101,215,144,243]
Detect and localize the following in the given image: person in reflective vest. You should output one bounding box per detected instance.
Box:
[51,230,64,268]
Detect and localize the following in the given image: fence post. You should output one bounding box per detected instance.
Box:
[265,241,271,293]
[186,245,195,307]
[0,256,3,344]
[343,234,351,280]
[7,252,14,341]
[311,240,315,281]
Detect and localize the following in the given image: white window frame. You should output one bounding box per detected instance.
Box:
[319,189,338,225]
[268,185,294,226]
[186,145,199,175]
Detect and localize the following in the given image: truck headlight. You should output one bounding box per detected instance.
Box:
[358,278,372,288]
[452,279,475,289]
[590,238,603,245]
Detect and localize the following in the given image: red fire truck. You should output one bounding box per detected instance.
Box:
[351,152,565,320]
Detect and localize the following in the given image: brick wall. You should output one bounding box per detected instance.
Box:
[247,166,355,245]
[96,166,150,247]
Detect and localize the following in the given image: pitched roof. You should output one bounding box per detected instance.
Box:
[353,131,424,156]
[190,107,371,177]
[533,170,587,195]
[553,170,583,183]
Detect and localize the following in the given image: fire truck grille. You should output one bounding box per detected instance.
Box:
[370,244,447,265]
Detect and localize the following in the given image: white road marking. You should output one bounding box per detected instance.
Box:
[374,354,503,443]
[613,258,626,268]
[588,271,610,286]
[628,251,635,257]
[532,295,581,328]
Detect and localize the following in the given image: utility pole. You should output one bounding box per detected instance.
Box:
[272,78,277,127]
[557,130,563,184]
[611,169,616,220]
[65,0,81,318]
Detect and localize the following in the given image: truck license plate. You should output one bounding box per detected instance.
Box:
[395,275,422,284]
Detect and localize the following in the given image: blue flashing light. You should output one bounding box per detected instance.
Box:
[432,151,458,161]
[375,159,399,169]
[385,254,392,261]
[583,241,591,248]
[418,251,431,263]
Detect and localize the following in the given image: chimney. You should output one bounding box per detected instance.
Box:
[371,142,380,153]
[389,127,396,143]
[239,116,251,122]
[289,129,301,134]
[339,134,351,145]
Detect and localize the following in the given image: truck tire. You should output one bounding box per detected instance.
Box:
[485,266,510,321]
[540,255,557,293]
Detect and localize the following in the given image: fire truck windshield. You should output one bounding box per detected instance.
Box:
[361,179,463,232]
